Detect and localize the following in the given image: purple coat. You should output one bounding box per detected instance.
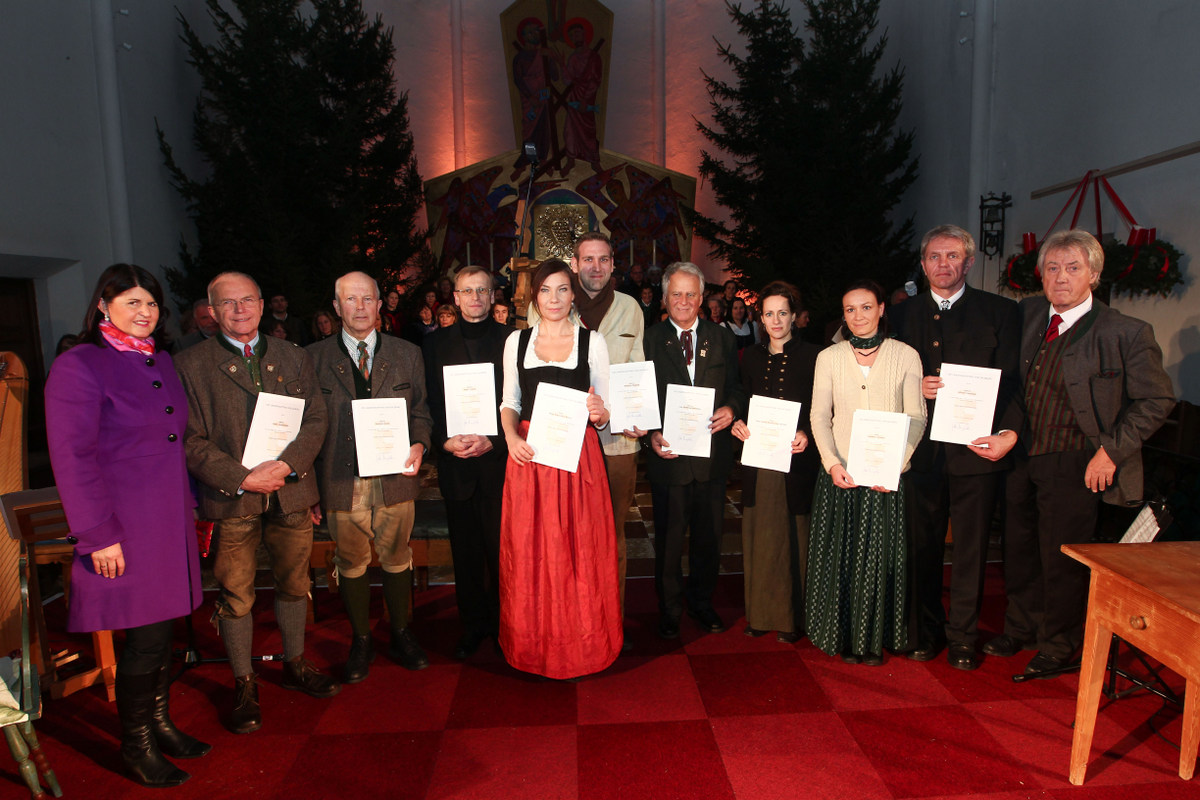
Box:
[45,342,203,632]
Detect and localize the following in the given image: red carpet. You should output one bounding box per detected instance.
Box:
[9,569,1200,800]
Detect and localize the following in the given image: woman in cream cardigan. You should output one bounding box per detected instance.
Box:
[806,280,926,665]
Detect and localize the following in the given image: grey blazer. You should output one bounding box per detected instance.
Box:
[176,335,327,519]
[307,333,433,512]
[1017,295,1175,505]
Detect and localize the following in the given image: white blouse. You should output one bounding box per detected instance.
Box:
[500,325,611,416]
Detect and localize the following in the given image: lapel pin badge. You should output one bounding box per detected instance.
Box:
[229,365,237,373]
[266,365,275,372]
[699,348,707,358]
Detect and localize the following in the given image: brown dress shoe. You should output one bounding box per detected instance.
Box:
[282,657,342,698]
[230,674,261,734]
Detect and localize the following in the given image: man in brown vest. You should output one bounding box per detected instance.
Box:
[988,230,1175,677]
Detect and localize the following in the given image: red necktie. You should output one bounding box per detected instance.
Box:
[243,344,253,358]
[1044,314,1062,343]
[681,329,693,365]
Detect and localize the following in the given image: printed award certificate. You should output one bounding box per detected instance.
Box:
[661,384,716,459]
[527,383,590,473]
[608,361,661,432]
[845,409,911,491]
[929,363,1001,446]
[740,395,803,473]
[351,398,413,477]
[241,393,305,468]
[443,363,499,437]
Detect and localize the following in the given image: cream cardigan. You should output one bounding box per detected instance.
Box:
[810,338,927,476]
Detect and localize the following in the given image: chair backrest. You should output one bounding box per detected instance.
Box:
[0,352,31,664]
[0,489,54,721]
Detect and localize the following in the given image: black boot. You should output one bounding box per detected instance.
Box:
[151,662,212,759]
[116,670,190,787]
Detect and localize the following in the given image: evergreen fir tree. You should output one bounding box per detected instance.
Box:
[158,0,428,317]
[695,0,917,322]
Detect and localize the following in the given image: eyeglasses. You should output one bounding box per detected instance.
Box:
[454,287,492,297]
[217,297,259,309]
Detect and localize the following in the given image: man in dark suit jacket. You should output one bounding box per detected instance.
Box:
[889,225,1022,671]
[308,271,434,681]
[422,265,509,660]
[175,271,338,735]
[645,262,747,639]
[993,230,1175,677]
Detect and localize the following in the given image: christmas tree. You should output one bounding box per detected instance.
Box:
[158,0,428,316]
[695,0,917,322]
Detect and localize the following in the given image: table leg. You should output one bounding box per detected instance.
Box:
[1182,680,1198,781]
[1069,594,1111,785]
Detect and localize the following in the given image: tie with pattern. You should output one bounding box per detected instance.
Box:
[1044,313,1062,343]
[242,343,261,389]
[357,340,370,381]
[940,299,951,311]
[681,329,693,366]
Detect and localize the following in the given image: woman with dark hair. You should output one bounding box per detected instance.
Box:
[311,309,340,341]
[499,259,621,678]
[380,289,402,333]
[806,279,925,666]
[731,281,819,643]
[721,296,759,352]
[44,264,206,787]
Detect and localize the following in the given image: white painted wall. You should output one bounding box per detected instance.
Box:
[3,0,1196,401]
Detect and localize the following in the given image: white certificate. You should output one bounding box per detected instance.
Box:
[661,384,715,459]
[527,383,590,473]
[740,395,803,473]
[443,363,499,437]
[351,398,413,477]
[929,363,1001,446]
[608,361,661,432]
[846,409,911,491]
[241,393,305,468]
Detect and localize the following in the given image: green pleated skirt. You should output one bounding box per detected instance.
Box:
[805,470,908,658]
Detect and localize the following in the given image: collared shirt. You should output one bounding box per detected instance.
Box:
[930,284,966,310]
[1049,293,1093,337]
[342,328,378,375]
[222,332,260,353]
[670,318,698,383]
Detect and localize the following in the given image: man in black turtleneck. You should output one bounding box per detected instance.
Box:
[423,265,510,660]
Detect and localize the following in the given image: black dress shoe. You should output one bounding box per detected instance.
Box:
[907,639,945,662]
[744,626,769,637]
[657,616,680,639]
[230,675,261,734]
[776,631,800,644]
[861,653,884,667]
[282,657,342,698]
[389,628,430,671]
[687,608,726,634]
[840,653,861,664]
[344,634,374,683]
[947,642,979,671]
[1023,651,1069,678]
[453,630,488,660]
[981,634,1028,658]
[621,633,633,654]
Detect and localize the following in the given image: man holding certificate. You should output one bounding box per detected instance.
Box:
[888,225,1022,671]
[422,265,509,660]
[309,271,433,681]
[644,262,746,640]
[175,272,336,735]
[998,230,1174,677]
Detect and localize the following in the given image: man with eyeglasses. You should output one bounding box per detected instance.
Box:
[422,266,510,659]
[308,271,434,681]
[175,271,337,735]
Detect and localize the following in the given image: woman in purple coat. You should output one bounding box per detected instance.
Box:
[45,264,206,787]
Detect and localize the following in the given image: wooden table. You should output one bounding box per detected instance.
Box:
[1063,541,1200,785]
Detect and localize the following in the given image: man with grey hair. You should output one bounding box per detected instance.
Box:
[308,270,433,681]
[176,271,337,734]
[176,298,220,350]
[644,261,746,639]
[889,224,1021,671]
[995,229,1174,677]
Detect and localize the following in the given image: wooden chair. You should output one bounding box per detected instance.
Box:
[1,488,118,703]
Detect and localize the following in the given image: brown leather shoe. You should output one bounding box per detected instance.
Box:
[230,674,261,734]
[282,657,341,698]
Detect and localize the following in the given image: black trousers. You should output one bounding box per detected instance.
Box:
[445,489,502,635]
[120,618,175,676]
[1002,450,1098,659]
[906,461,1003,647]
[652,476,725,619]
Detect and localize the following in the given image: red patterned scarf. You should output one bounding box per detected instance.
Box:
[99,320,156,356]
